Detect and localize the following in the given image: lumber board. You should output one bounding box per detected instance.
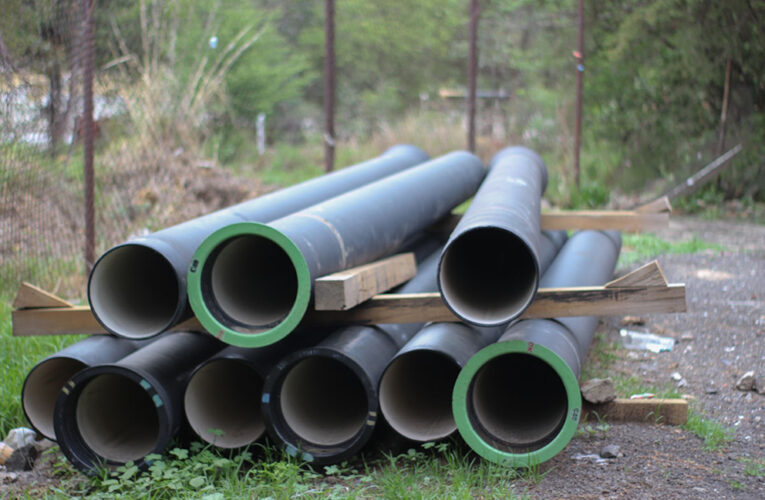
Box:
[582,398,688,425]
[635,196,672,214]
[314,253,416,311]
[11,307,202,337]
[11,283,686,335]
[540,210,669,231]
[308,284,686,325]
[605,260,667,288]
[13,282,73,309]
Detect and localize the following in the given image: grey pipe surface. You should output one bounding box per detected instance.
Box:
[379,230,567,442]
[260,249,441,464]
[22,335,149,441]
[188,151,485,348]
[453,230,621,466]
[438,146,548,326]
[88,145,428,339]
[54,332,224,473]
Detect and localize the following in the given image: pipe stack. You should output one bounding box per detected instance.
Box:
[20,144,624,474]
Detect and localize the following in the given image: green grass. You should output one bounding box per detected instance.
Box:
[46,441,533,499]
[682,411,735,452]
[618,232,725,267]
[740,457,765,477]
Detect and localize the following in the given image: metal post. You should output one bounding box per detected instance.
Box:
[573,0,584,188]
[467,0,479,152]
[82,0,96,273]
[324,0,336,172]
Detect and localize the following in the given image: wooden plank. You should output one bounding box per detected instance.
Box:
[11,307,202,337]
[582,398,688,425]
[308,284,686,325]
[605,260,668,288]
[541,211,669,231]
[314,253,416,311]
[635,196,672,214]
[13,282,73,309]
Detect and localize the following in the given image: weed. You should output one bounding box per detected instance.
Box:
[683,410,735,452]
[618,233,725,267]
[729,480,744,491]
[740,457,764,477]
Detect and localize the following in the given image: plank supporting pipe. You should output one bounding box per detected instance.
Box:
[188,151,485,348]
[88,145,428,339]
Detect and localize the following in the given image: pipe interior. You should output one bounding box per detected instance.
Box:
[279,356,367,446]
[379,351,459,441]
[89,246,178,337]
[440,228,537,325]
[210,235,297,328]
[23,358,86,439]
[469,353,567,452]
[75,374,159,463]
[184,360,264,448]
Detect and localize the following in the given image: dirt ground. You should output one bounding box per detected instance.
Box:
[528,216,765,499]
[1,215,763,498]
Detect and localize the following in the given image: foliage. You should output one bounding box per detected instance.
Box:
[618,232,725,267]
[683,410,735,451]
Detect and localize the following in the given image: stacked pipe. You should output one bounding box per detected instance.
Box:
[20,144,625,474]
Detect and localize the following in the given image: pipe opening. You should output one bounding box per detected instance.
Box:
[207,235,297,329]
[379,351,459,441]
[440,228,537,325]
[75,374,159,463]
[89,246,178,338]
[23,358,86,439]
[278,357,367,446]
[184,360,264,448]
[468,353,567,452]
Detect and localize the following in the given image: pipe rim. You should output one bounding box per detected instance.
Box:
[452,339,581,467]
[22,357,87,440]
[261,348,376,464]
[88,243,183,339]
[187,222,311,348]
[183,359,266,448]
[438,226,539,326]
[53,365,170,472]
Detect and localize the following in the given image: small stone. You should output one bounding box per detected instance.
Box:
[755,376,765,395]
[736,371,755,391]
[33,438,56,454]
[3,428,36,450]
[620,316,645,326]
[671,372,683,381]
[704,386,718,394]
[0,471,19,484]
[580,378,617,404]
[680,333,694,341]
[4,444,38,472]
[600,444,621,459]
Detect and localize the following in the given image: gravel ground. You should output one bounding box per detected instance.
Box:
[1,216,763,498]
[529,216,764,499]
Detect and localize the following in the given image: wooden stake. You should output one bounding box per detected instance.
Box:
[582,398,688,426]
[13,282,73,309]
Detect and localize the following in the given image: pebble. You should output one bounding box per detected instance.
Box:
[671,372,683,381]
[736,371,755,391]
[0,471,19,484]
[4,444,38,472]
[580,378,617,404]
[3,428,36,450]
[600,445,621,459]
[755,376,765,395]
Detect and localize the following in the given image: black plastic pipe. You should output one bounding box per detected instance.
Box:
[22,335,149,441]
[378,230,567,442]
[88,145,428,339]
[54,332,224,473]
[438,146,547,326]
[260,250,441,464]
[188,151,485,348]
[453,230,621,467]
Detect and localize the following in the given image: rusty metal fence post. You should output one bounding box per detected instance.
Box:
[81,0,95,273]
[466,0,479,153]
[324,0,336,173]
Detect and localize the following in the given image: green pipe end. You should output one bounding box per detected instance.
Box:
[452,339,582,467]
[187,222,311,348]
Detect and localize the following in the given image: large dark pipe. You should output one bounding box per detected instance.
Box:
[88,145,429,339]
[22,336,149,441]
[379,230,567,442]
[54,332,224,473]
[260,250,441,464]
[453,230,621,467]
[438,146,547,326]
[188,151,485,348]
